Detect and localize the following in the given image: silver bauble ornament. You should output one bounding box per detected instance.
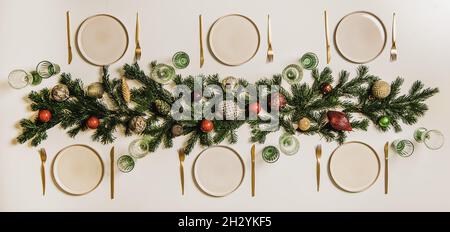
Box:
[171,124,184,137]
[372,80,391,99]
[216,100,241,120]
[51,84,70,102]
[129,116,147,134]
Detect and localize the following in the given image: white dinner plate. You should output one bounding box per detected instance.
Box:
[328,141,380,193]
[208,14,260,66]
[334,11,386,64]
[76,14,129,66]
[193,146,245,197]
[51,145,104,196]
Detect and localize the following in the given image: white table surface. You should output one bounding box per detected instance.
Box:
[1,0,449,212]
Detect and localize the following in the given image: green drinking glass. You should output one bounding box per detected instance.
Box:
[262,145,280,163]
[36,61,60,78]
[172,51,190,69]
[282,64,303,85]
[279,133,299,156]
[299,52,319,70]
[117,155,135,173]
[414,127,445,150]
[391,139,414,157]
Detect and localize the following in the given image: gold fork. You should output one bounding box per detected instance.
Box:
[266,14,273,62]
[390,13,397,62]
[178,149,185,195]
[134,12,142,61]
[39,148,47,196]
[315,145,322,192]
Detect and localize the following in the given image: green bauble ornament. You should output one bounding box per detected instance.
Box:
[154,99,171,116]
[378,116,390,128]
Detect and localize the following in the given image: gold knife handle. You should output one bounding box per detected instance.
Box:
[41,162,45,196]
[199,15,204,67]
[385,159,388,194]
[110,151,114,199]
[180,162,184,195]
[251,160,255,197]
[392,13,396,45]
[316,162,320,192]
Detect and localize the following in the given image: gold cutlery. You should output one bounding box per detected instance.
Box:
[324,10,331,64]
[390,13,397,62]
[251,144,255,197]
[266,14,273,62]
[178,149,185,195]
[134,12,142,61]
[38,148,47,196]
[66,11,72,64]
[315,145,322,192]
[110,146,115,199]
[199,14,204,68]
[384,142,389,194]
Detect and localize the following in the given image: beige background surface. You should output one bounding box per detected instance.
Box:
[0,0,449,211]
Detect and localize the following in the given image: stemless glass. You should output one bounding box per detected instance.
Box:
[391,139,415,157]
[414,128,445,150]
[36,61,60,78]
[128,139,149,159]
[299,52,319,70]
[8,70,33,89]
[172,51,190,69]
[279,133,300,156]
[262,145,280,163]
[282,64,303,85]
[117,155,135,173]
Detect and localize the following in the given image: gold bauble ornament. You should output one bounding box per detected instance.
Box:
[298,117,311,131]
[372,80,391,99]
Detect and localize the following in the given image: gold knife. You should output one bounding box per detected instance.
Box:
[251,144,255,197]
[110,146,115,199]
[315,145,322,192]
[199,14,204,68]
[384,142,389,194]
[39,148,47,196]
[66,11,72,64]
[324,10,331,64]
[178,149,185,195]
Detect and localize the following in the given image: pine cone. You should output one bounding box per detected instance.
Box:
[121,76,131,103]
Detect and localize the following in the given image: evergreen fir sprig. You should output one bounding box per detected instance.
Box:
[16,61,438,154]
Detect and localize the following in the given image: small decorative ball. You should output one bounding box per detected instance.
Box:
[327,111,352,131]
[51,84,70,102]
[129,116,147,134]
[378,116,390,128]
[171,124,184,137]
[269,93,287,110]
[222,76,238,91]
[87,82,104,98]
[248,102,261,114]
[154,99,171,116]
[86,116,100,129]
[216,100,241,120]
[321,83,333,95]
[298,117,311,131]
[200,119,214,133]
[38,109,52,123]
[191,91,203,102]
[372,80,391,99]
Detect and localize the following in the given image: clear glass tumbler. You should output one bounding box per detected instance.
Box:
[36,61,60,78]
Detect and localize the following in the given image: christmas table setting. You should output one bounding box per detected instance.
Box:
[1,0,449,212]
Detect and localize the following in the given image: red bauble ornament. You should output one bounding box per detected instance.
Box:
[248,102,261,114]
[327,111,352,131]
[321,83,333,94]
[269,93,287,109]
[200,119,214,133]
[38,109,52,123]
[86,116,100,129]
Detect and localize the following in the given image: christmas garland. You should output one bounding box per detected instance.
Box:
[17,60,439,154]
